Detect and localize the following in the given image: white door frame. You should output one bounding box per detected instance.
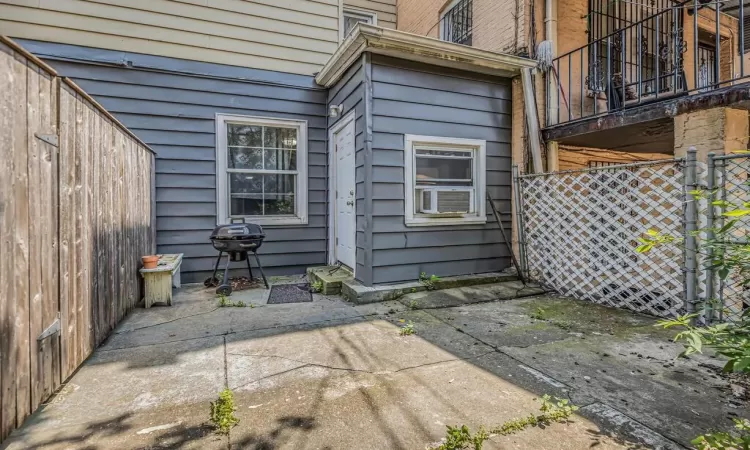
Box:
[327,110,357,271]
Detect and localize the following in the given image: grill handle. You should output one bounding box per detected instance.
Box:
[239,243,258,249]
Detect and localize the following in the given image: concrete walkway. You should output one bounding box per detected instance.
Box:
[3,280,747,449]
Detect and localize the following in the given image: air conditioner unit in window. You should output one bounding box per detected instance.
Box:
[419,187,474,214]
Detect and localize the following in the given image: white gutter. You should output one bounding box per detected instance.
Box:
[315,24,537,87]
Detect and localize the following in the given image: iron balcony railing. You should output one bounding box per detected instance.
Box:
[547,0,750,126]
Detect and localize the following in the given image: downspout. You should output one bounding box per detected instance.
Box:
[545,0,558,126]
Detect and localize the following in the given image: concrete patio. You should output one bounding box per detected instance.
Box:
[2,279,747,449]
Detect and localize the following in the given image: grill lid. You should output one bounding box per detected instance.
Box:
[210,222,265,240]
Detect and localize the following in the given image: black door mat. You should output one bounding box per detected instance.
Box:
[267,283,313,304]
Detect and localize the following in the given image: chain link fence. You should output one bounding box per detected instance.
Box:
[706,153,750,323]
[514,149,750,322]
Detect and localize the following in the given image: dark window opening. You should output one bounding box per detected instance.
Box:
[440,0,473,46]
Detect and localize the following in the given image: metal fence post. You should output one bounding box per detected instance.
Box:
[705,152,716,322]
[512,164,529,280]
[684,147,698,317]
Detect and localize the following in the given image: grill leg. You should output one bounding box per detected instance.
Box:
[245,254,255,281]
[222,253,232,287]
[211,251,223,280]
[253,251,269,289]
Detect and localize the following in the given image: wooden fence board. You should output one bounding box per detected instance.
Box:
[12,49,31,429]
[27,61,42,413]
[0,36,155,444]
[0,41,17,443]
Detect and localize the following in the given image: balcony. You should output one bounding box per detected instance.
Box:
[547,0,750,127]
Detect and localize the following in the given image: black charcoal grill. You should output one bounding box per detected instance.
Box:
[204,219,269,295]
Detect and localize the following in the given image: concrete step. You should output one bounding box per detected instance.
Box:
[306,265,354,295]
[340,272,525,304]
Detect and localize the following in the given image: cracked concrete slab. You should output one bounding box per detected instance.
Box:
[3,285,745,450]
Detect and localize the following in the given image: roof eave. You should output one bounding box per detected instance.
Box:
[315,24,538,87]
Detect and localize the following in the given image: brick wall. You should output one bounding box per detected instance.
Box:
[397,0,531,54]
[397,0,445,38]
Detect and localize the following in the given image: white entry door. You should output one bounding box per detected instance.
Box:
[333,116,356,269]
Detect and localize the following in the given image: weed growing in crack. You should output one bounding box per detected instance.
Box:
[218,294,248,308]
[399,320,416,336]
[431,395,578,449]
[210,388,239,434]
[530,307,548,320]
[408,299,420,310]
[419,272,440,290]
[310,280,323,293]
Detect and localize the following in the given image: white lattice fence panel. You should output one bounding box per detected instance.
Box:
[519,161,686,318]
[715,156,750,322]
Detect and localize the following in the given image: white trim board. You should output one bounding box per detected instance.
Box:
[215,113,308,226]
[404,134,487,227]
[327,110,357,270]
[315,24,538,87]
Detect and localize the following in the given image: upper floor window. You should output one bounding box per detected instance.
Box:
[215,114,308,226]
[342,8,377,40]
[440,0,473,46]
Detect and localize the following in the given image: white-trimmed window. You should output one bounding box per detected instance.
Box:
[215,114,308,226]
[404,135,486,226]
[341,8,377,40]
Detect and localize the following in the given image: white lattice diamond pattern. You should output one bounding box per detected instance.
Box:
[715,157,750,322]
[519,162,686,318]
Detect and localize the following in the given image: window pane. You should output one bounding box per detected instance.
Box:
[229,173,295,216]
[229,173,263,216]
[229,147,263,170]
[416,156,472,185]
[263,173,296,215]
[227,124,262,147]
[263,148,297,171]
[264,127,297,149]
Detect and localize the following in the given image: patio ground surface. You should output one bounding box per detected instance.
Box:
[2,278,747,449]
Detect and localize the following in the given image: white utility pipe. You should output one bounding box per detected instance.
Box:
[545,0,558,126]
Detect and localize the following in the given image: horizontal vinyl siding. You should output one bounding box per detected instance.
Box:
[369,56,513,284]
[327,56,368,279]
[1,0,340,75]
[345,0,398,29]
[35,44,328,283]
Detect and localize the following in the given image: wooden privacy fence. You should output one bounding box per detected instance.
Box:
[0,37,155,442]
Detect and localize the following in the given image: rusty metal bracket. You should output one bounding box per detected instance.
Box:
[34,133,59,148]
[37,312,61,344]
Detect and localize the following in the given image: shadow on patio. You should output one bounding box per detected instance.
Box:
[2,282,746,450]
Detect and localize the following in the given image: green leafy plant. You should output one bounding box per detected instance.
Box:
[692,418,750,450]
[433,425,488,450]
[493,395,578,436]
[217,294,248,308]
[420,272,441,290]
[658,311,750,373]
[530,307,548,320]
[430,396,578,450]
[210,388,239,434]
[399,320,416,336]
[408,299,420,310]
[311,280,323,293]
